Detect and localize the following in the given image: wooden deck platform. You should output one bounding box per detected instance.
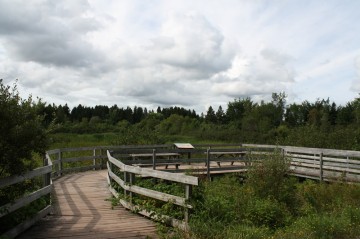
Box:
[18,170,158,239]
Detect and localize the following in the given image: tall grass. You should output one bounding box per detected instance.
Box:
[184,152,360,239]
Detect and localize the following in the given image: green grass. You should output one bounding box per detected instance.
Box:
[49,132,228,149]
[49,133,119,148]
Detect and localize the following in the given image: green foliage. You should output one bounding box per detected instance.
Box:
[112,125,165,145]
[0,196,49,235]
[187,153,360,239]
[0,80,50,235]
[0,80,49,177]
[245,198,290,229]
[246,152,296,205]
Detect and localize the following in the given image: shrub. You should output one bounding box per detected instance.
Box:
[0,80,49,177]
[245,198,291,229]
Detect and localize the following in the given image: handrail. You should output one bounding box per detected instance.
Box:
[107,150,198,230]
[0,154,53,238]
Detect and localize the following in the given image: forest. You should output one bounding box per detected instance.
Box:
[36,92,360,150]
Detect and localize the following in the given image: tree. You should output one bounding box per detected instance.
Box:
[205,106,217,124]
[0,80,48,177]
[226,98,254,123]
[216,106,225,124]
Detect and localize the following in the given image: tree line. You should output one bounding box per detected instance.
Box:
[32,90,360,150]
[37,102,198,126]
[38,92,360,128]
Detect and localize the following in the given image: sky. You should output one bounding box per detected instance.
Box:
[0,0,360,113]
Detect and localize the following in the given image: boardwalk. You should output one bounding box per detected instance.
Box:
[18,170,158,239]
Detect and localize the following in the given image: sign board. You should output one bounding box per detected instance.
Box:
[174,143,194,149]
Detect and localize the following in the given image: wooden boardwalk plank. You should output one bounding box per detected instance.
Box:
[17,170,158,239]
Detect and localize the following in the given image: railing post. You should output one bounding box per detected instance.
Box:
[109,160,113,185]
[100,148,104,169]
[93,148,96,171]
[319,152,323,182]
[184,184,192,223]
[43,154,51,204]
[43,155,50,187]
[58,149,62,176]
[129,173,135,205]
[152,149,156,170]
[246,149,252,167]
[206,148,211,180]
[124,172,131,200]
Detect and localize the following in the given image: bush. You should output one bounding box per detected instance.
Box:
[246,151,298,208]
[0,79,49,234]
[245,198,290,229]
[185,151,360,239]
[0,80,49,177]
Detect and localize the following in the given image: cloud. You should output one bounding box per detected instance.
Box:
[0,0,105,69]
[211,48,295,99]
[103,12,236,107]
[150,13,233,77]
[351,56,360,92]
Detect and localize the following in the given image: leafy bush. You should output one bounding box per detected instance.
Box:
[186,152,360,239]
[0,80,48,177]
[0,80,49,234]
[245,198,290,229]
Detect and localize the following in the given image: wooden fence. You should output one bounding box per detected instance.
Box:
[106,150,198,230]
[0,155,53,238]
[243,144,360,182]
[2,143,360,237]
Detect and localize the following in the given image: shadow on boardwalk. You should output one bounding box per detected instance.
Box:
[17,170,158,239]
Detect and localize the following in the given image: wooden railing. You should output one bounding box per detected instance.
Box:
[243,144,360,182]
[0,155,53,238]
[106,150,198,230]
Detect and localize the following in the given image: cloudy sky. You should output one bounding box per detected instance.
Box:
[1,0,360,113]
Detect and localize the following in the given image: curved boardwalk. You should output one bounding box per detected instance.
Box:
[18,170,158,239]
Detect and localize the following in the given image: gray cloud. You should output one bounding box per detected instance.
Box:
[0,0,105,69]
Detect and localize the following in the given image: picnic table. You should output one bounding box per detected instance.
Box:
[129,152,181,169]
[207,151,247,167]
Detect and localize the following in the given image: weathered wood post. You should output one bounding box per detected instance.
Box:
[246,148,252,168]
[152,149,156,170]
[319,152,323,182]
[184,184,192,223]
[43,155,50,187]
[58,149,63,176]
[100,148,103,170]
[206,148,211,180]
[124,171,128,198]
[129,172,135,205]
[43,154,51,204]
[93,148,96,171]
[108,152,113,185]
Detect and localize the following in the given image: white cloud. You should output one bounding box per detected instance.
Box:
[211,48,295,99]
[351,56,360,92]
